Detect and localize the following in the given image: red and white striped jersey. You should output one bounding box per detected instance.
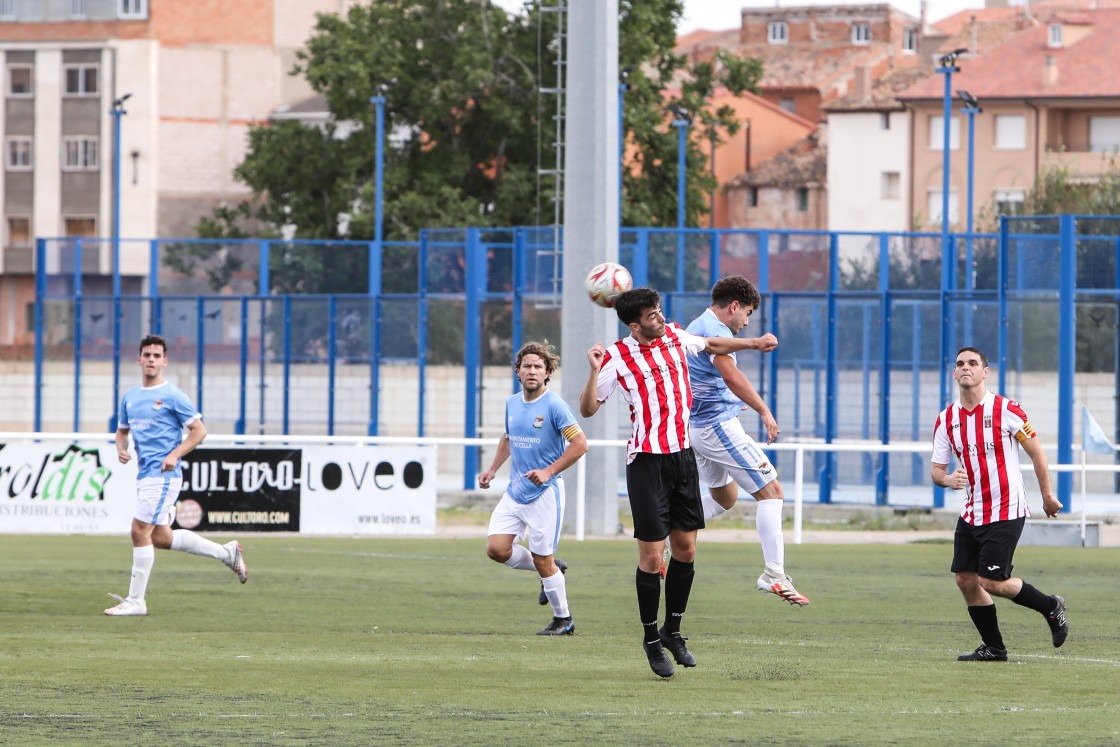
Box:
[595,322,706,464]
[932,390,1038,526]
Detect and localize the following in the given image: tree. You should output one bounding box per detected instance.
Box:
[196,0,762,247]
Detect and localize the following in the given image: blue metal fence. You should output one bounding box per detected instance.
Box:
[32,218,1120,507]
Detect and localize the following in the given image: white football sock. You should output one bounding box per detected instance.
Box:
[503,543,536,571]
[171,529,228,561]
[127,545,155,602]
[702,493,728,521]
[756,498,785,576]
[541,568,570,618]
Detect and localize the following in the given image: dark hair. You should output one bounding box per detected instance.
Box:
[711,275,761,310]
[614,287,659,326]
[514,340,559,383]
[139,334,168,355]
[956,346,988,368]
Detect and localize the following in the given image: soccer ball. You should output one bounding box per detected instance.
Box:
[585,262,633,308]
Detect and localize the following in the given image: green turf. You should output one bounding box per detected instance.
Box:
[1,535,1117,745]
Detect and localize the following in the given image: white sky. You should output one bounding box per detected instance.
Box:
[488,1,993,33]
[678,1,989,33]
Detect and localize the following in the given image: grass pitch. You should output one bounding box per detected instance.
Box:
[1,535,1117,746]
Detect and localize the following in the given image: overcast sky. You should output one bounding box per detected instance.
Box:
[488,1,992,33]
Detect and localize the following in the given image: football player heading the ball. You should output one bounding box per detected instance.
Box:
[685,275,809,607]
[579,287,778,678]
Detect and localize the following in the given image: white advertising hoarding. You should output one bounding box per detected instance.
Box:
[0,440,438,536]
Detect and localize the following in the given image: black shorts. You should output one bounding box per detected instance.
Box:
[625,449,705,542]
[951,516,1025,581]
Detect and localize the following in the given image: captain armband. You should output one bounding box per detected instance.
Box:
[1015,422,1036,442]
[561,424,583,442]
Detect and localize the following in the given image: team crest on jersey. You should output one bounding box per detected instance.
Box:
[152,400,163,411]
[533,415,544,429]
[759,461,772,474]
[984,416,992,428]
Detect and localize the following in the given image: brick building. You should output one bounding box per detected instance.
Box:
[0,0,353,346]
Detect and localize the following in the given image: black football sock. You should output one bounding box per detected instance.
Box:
[967,604,1006,650]
[1011,582,1056,615]
[663,558,695,636]
[636,567,662,642]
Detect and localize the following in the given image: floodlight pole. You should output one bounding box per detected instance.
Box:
[368,93,387,436]
[109,95,130,432]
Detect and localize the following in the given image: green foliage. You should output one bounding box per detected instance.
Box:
[2,535,1118,744]
[191,0,763,246]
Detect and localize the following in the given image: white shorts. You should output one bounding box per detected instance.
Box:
[690,417,778,496]
[486,480,566,557]
[134,475,182,526]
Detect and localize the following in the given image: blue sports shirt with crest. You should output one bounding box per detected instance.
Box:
[118,382,201,479]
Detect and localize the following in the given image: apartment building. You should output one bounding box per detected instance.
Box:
[898,8,1120,230]
[0,0,353,346]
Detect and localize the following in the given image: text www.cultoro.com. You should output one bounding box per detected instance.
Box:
[206,511,291,525]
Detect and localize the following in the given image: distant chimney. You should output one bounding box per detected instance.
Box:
[854,66,871,100]
[1044,54,1059,85]
[970,15,978,52]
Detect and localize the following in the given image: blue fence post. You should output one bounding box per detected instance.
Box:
[327,295,337,436]
[632,230,649,288]
[149,239,161,334]
[877,233,892,506]
[821,233,839,504]
[236,296,248,435]
[368,239,383,436]
[463,228,484,488]
[757,230,770,292]
[512,228,525,393]
[73,238,83,432]
[258,239,270,296]
[1057,215,1076,512]
[997,216,1009,395]
[282,295,292,436]
[418,231,429,437]
[196,296,205,414]
[33,238,46,432]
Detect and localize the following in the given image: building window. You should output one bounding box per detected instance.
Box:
[881,172,900,200]
[994,115,1026,150]
[119,0,148,19]
[1048,23,1063,48]
[747,187,759,207]
[768,21,788,44]
[5,137,32,170]
[994,189,1025,216]
[64,216,97,238]
[903,27,918,53]
[880,112,891,130]
[0,0,14,20]
[927,190,959,225]
[62,136,98,170]
[778,98,796,114]
[71,0,88,18]
[6,216,31,248]
[7,64,32,97]
[1089,116,1120,153]
[797,187,809,211]
[852,23,871,44]
[63,64,99,96]
[929,115,960,150]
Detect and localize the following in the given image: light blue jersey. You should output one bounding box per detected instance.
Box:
[118,381,200,479]
[504,389,581,505]
[686,308,744,428]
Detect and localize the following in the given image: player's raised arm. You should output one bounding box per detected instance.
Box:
[580,343,605,417]
[704,332,777,355]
